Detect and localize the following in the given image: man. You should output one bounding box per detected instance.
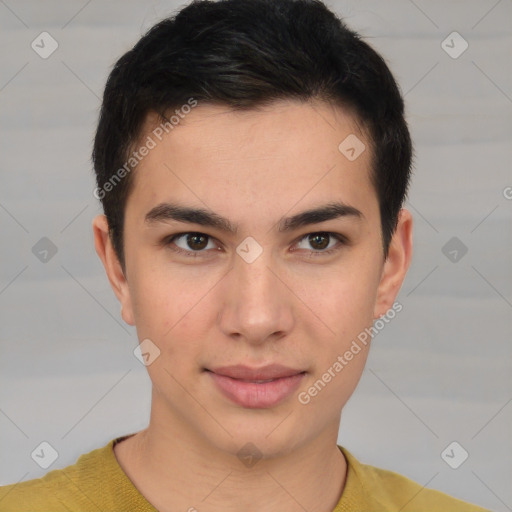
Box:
[0,0,489,510]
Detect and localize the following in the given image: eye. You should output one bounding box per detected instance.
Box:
[165,232,218,257]
[294,232,346,256]
[164,231,347,259]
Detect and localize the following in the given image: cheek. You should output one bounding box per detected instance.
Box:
[295,272,377,411]
[129,275,202,392]
[293,258,381,346]
[128,261,219,352]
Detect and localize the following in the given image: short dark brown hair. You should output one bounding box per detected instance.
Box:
[93,0,412,271]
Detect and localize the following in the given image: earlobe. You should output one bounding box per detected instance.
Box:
[92,214,135,326]
[373,209,413,319]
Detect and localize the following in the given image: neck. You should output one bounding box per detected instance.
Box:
[114,396,347,512]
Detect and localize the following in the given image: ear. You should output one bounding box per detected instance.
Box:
[373,208,413,319]
[92,214,135,326]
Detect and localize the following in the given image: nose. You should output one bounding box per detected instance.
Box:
[217,247,295,346]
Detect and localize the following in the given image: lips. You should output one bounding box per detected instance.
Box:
[207,364,304,380]
[205,364,306,408]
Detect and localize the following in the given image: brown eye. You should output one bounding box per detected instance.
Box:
[166,232,217,256]
[294,231,346,256]
[308,233,330,250]
[185,233,209,250]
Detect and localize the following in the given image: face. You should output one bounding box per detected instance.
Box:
[94,99,412,458]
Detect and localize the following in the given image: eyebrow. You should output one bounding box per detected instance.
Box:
[144,201,363,234]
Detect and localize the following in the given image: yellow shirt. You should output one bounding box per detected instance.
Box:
[0,436,489,511]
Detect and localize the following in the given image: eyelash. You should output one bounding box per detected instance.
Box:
[163,231,347,258]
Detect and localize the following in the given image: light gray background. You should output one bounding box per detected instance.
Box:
[0,1,511,510]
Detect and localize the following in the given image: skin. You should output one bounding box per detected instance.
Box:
[93,99,413,512]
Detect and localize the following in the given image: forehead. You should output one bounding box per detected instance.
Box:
[126,99,377,226]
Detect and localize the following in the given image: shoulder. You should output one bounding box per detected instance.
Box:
[0,474,68,512]
[0,439,119,512]
[340,447,490,512]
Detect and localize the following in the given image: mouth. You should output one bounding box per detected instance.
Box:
[206,364,305,380]
[204,365,306,409]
